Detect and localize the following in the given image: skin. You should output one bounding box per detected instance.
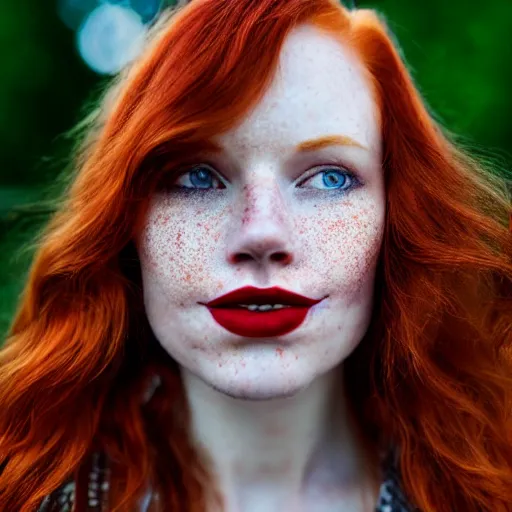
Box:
[136,23,385,512]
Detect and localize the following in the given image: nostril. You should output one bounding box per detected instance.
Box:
[271,252,292,264]
[232,253,252,263]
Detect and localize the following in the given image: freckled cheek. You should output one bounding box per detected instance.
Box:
[140,207,222,286]
[296,207,384,282]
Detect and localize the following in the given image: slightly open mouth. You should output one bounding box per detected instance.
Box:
[203,302,321,338]
[209,304,294,311]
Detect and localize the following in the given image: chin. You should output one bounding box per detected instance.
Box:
[211,385,303,401]
[204,370,311,401]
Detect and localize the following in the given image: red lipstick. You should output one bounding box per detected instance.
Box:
[201,286,326,338]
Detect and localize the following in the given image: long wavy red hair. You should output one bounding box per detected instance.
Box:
[1,0,511,510]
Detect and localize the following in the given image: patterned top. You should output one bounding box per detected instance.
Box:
[37,448,416,512]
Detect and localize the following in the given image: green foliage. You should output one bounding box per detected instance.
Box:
[0,0,511,340]
[367,0,512,151]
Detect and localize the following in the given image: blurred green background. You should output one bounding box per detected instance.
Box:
[1,0,511,341]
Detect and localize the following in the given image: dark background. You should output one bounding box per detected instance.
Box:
[1,0,511,339]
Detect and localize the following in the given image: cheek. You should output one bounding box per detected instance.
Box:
[295,197,384,293]
[138,196,224,291]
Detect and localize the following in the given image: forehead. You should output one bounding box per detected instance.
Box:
[215,23,380,157]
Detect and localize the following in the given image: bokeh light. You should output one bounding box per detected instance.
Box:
[77,3,147,75]
[58,0,168,75]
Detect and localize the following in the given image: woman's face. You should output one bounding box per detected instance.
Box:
[136,24,385,400]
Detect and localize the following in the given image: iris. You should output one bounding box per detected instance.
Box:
[189,168,214,189]
[322,170,347,189]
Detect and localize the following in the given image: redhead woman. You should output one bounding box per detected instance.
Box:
[1,0,511,511]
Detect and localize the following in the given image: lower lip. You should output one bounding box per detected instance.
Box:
[206,306,313,338]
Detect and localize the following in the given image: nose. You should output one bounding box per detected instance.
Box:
[226,181,295,268]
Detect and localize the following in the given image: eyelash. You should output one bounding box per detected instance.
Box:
[166,163,361,194]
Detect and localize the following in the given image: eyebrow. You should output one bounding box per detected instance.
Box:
[295,135,367,152]
[204,134,367,155]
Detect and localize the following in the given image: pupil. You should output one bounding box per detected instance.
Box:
[190,168,213,189]
[323,171,346,188]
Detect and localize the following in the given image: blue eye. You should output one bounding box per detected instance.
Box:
[172,166,224,190]
[170,165,358,192]
[300,168,356,191]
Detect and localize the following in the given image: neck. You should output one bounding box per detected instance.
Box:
[181,365,381,512]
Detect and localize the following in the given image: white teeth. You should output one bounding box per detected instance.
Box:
[239,304,289,311]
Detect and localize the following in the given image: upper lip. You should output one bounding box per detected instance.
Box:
[204,286,326,308]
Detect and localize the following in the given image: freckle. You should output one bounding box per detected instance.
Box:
[242,207,251,225]
[275,347,284,357]
[185,273,191,281]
